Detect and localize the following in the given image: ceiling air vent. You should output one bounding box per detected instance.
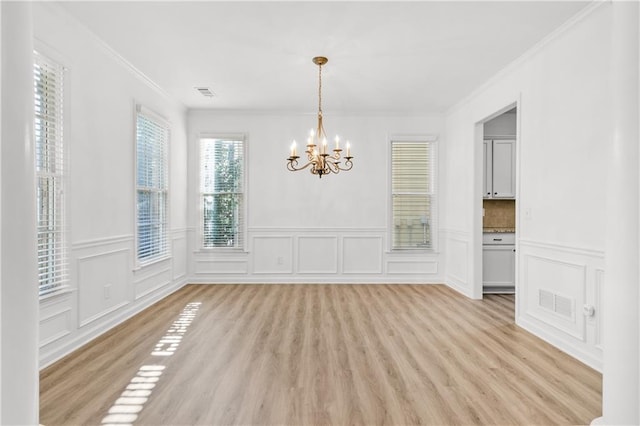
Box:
[195,87,215,97]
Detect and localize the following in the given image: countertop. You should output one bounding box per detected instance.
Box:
[483,228,515,233]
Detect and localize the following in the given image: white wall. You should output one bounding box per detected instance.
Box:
[187,111,444,283]
[443,3,611,369]
[33,3,189,368]
[0,2,4,422]
[1,3,39,423]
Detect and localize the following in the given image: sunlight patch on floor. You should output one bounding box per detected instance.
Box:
[101,302,202,425]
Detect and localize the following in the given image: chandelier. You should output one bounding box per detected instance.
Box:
[287,56,353,178]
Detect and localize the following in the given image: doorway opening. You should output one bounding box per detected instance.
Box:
[473,102,519,311]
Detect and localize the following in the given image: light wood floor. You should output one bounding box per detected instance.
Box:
[40,284,601,425]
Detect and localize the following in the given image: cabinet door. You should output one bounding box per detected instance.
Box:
[483,140,492,198]
[491,139,516,198]
[482,245,515,288]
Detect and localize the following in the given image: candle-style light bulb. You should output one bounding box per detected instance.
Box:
[335,135,340,150]
[290,141,297,157]
[346,141,351,157]
[322,138,327,154]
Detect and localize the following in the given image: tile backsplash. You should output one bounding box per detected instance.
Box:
[483,199,516,230]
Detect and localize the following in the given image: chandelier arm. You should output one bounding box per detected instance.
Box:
[341,158,354,171]
[287,158,317,172]
[286,158,300,171]
[334,158,354,172]
[324,159,340,174]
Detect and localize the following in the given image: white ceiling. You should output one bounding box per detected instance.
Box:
[58,1,590,113]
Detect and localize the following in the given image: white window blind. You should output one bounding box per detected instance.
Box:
[391,140,436,250]
[34,51,68,296]
[136,109,169,262]
[200,137,244,249]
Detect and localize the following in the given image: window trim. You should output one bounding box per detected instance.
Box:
[134,103,171,268]
[34,49,71,298]
[197,133,248,252]
[388,134,438,253]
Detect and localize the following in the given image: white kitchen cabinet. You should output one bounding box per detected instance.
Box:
[483,233,515,293]
[483,139,516,199]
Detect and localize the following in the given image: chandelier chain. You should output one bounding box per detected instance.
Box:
[318,62,323,115]
[317,61,325,139]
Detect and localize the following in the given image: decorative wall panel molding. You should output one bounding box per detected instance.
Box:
[39,279,185,369]
[518,238,604,258]
[594,268,604,350]
[193,258,249,275]
[387,259,438,275]
[445,231,470,289]
[77,248,131,327]
[517,239,604,370]
[39,308,71,348]
[134,266,173,300]
[523,254,586,340]
[188,227,443,283]
[298,236,338,274]
[41,233,189,367]
[249,227,386,234]
[72,234,133,250]
[252,236,293,274]
[172,235,188,280]
[342,236,383,274]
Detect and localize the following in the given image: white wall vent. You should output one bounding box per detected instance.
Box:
[194,87,215,97]
[539,289,554,311]
[538,289,574,319]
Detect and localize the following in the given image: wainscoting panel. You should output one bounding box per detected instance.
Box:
[40,232,188,369]
[252,236,293,274]
[188,227,443,283]
[387,259,438,275]
[594,268,604,351]
[523,254,586,340]
[172,235,188,281]
[342,236,383,274]
[298,236,338,274]
[134,261,173,300]
[40,308,71,348]
[77,248,131,327]
[193,258,249,275]
[517,239,604,370]
[445,230,470,292]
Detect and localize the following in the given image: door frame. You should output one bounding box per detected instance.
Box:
[472,98,521,304]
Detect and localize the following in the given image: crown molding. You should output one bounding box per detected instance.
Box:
[39,2,187,113]
[187,108,443,119]
[445,0,608,116]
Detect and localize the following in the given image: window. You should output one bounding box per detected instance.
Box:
[136,107,169,263]
[391,139,436,250]
[34,51,67,296]
[200,137,245,249]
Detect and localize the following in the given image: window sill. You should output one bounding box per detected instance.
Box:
[39,285,74,303]
[134,254,172,272]
[193,248,248,255]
